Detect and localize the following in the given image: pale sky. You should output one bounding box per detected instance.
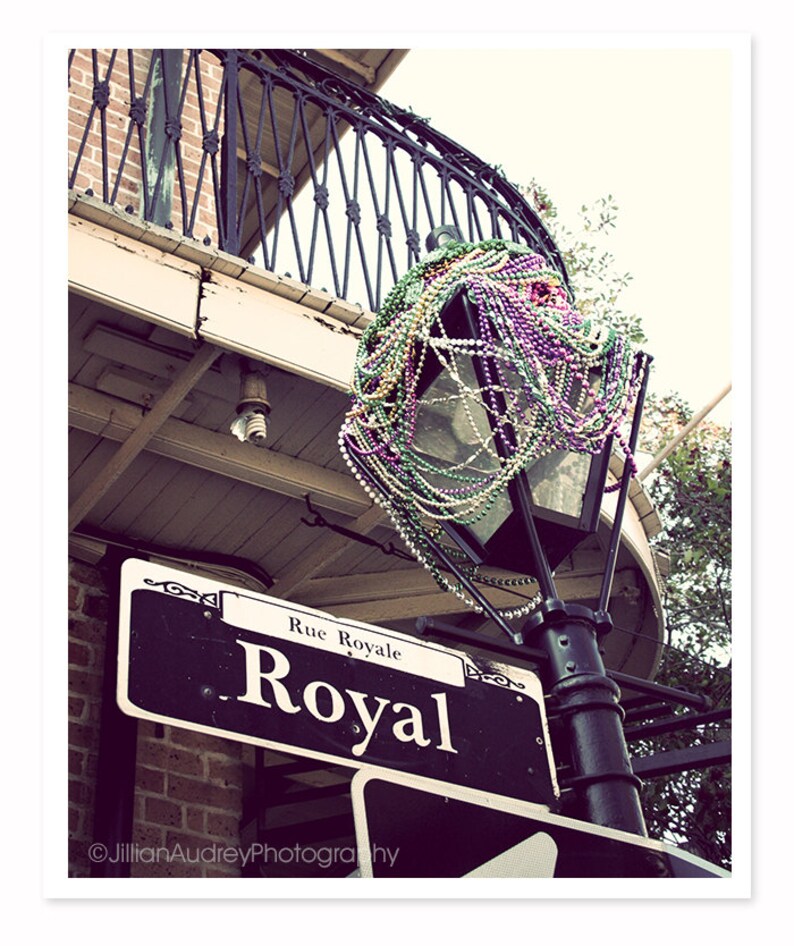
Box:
[379,43,744,427]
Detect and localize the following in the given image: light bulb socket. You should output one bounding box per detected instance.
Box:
[236,363,271,414]
[231,360,271,446]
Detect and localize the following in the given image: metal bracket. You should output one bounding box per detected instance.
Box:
[300,494,415,562]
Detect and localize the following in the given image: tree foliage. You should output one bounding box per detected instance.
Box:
[521,179,646,345]
[637,394,732,869]
[525,183,733,869]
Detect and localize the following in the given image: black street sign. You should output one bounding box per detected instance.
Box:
[352,772,730,878]
[118,559,559,806]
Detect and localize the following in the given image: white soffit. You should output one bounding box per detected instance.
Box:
[197,270,359,392]
[68,218,201,338]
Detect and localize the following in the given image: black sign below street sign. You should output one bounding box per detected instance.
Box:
[118,559,559,806]
[352,772,730,878]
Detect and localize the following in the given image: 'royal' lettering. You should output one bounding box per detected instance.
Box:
[431,692,457,754]
[236,640,302,714]
[303,680,345,723]
[233,639,457,758]
[346,690,391,757]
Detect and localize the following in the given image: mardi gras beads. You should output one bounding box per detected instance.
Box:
[339,238,641,615]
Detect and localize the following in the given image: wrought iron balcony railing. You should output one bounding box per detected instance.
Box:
[68,48,569,311]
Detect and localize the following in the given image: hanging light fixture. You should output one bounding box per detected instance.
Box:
[230,359,271,447]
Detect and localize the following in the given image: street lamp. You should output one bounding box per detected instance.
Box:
[410,284,613,580]
[340,231,652,835]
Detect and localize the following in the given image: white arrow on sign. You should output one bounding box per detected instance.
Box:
[464,831,558,878]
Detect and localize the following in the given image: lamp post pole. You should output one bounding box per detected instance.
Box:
[527,603,647,835]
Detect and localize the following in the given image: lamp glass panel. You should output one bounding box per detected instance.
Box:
[525,450,591,519]
[413,358,513,545]
[521,364,602,522]
[413,344,602,549]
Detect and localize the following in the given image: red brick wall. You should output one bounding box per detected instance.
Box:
[67,559,109,876]
[68,49,223,246]
[68,557,246,878]
[131,724,245,878]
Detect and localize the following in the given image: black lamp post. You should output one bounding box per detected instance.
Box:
[342,228,653,836]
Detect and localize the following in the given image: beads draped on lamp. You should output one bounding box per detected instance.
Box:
[338,238,644,616]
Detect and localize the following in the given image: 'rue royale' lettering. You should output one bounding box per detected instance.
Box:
[285,615,403,661]
[235,639,457,758]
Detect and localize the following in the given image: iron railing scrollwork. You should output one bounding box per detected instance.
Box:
[68,48,570,311]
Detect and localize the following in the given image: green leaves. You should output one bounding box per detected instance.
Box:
[520,179,646,346]
[639,394,732,868]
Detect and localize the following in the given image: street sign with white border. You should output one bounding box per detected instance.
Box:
[351,770,731,878]
[118,558,559,806]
